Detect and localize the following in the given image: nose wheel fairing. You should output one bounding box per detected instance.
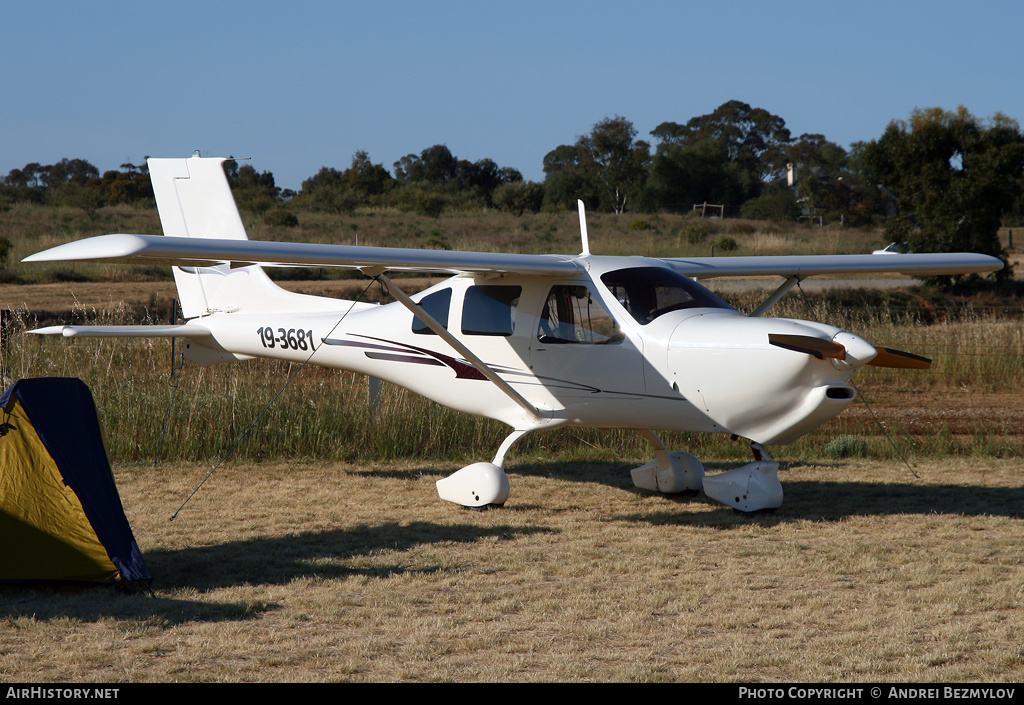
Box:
[629,435,784,512]
[701,457,783,512]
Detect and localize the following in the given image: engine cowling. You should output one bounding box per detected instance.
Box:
[666,313,868,444]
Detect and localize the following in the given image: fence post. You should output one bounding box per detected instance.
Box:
[368,376,382,422]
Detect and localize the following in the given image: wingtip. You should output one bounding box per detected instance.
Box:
[22,233,151,263]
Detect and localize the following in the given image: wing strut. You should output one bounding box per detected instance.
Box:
[371,271,544,420]
[749,275,802,317]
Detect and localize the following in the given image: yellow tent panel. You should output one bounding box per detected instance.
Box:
[0,378,150,586]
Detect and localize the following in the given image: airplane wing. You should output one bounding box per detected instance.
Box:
[664,252,1004,279]
[24,234,1002,281]
[23,233,581,276]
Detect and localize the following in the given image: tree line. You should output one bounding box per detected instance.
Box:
[3,101,1022,272]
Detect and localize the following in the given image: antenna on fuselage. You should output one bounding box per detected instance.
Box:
[577,199,591,257]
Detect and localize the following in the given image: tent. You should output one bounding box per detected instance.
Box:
[0,377,151,586]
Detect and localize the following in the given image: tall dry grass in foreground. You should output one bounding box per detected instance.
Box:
[0,457,1021,682]
[2,290,1021,465]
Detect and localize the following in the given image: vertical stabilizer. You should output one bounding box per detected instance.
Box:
[148,154,288,319]
[149,155,249,242]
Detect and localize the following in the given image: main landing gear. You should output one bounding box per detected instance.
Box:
[435,429,528,509]
[435,429,784,513]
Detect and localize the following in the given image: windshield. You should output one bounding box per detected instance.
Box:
[600,266,735,324]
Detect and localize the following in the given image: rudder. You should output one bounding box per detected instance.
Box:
[148,154,292,319]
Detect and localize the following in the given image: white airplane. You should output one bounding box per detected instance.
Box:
[24,154,1003,512]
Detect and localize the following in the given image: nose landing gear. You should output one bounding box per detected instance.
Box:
[701,443,783,513]
[631,433,783,513]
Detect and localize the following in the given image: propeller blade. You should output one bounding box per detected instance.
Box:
[868,347,932,370]
[768,334,846,360]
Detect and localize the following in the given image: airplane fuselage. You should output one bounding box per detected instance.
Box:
[182,255,863,444]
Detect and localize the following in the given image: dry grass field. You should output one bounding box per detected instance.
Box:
[1,205,1022,682]
[1,456,1022,682]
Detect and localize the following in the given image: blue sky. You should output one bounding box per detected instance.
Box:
[4,1,1022,191]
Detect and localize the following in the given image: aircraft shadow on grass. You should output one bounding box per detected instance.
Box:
[144,521,552,592]
[0,521,551,624]
[0,584,280,625]
[354,459,1024,522]
[499,459,1024,523]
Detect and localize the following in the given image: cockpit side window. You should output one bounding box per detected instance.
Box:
[600,267,734,324]
[462,285,522,336]
[537,285,623,344]
[412,288,452,335]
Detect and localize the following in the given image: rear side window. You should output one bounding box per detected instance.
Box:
[462,285,522,336]
[412,288,452,334]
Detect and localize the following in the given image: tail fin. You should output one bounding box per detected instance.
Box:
[149,154,297,318]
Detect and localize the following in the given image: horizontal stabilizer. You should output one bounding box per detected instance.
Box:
[29,324,211,338]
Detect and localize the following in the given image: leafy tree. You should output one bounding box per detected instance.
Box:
[295,152,394,213]
[453,158,522,206]
[543,116,650,213]
[98,168,153,205]
[44,158,99,187]
[397,186,448,217]
[583,116,651,213]
[542,143,599,211]
[493,181,544,215]
[652,101,792,182]
[228,162,281,214]
[740,186,800,221]
[786,133,847,180]
[648,137,755,213]
[299,166,345,192]
[306,184,362,215]
[2,157,154,208]
[37,158,101,209]
[392,145,520,208]
[1,165,45,204]
[345,151,394,197]
[860,107,1024,281]
[394,144,458,185]
[782,133,889,225]
[223,158,240,185]
[232,163,279,195]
